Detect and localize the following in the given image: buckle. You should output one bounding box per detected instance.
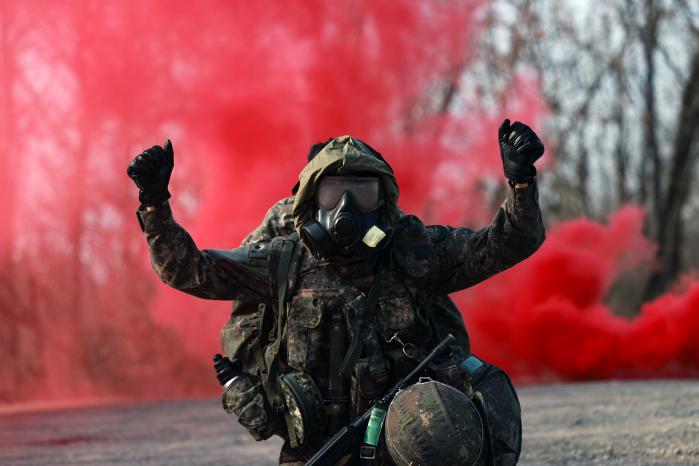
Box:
[359,445,376,459]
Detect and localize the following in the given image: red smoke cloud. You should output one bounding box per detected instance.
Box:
[458,206,699,381]
[1,0,696,407]
[461,206,638,378]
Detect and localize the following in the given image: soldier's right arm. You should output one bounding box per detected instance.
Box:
[137,203,271,301]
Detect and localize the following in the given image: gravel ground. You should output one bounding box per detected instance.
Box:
[1,380,697,465]
[518,380,699,465]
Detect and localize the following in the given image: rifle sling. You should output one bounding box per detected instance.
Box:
[339,253,385,378]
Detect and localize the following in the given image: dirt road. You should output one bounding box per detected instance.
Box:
[1,380,698,465]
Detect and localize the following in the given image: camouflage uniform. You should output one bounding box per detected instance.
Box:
[222,197,471,367]
[138,137,544,465]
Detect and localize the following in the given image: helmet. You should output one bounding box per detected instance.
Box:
[385,379,483,466]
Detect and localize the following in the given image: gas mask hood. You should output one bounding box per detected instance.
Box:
[292,135,400,260]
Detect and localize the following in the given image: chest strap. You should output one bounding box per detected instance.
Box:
[339,253,385,378]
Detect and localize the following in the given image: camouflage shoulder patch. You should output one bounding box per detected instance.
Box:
[425,225,447,243]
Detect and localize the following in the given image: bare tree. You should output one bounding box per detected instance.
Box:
[648,44,699,297]
[463,0,699,305]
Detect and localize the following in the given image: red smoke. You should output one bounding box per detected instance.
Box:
[1,0,696,407]
[455,206,699,381]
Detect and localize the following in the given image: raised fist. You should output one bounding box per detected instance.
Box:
[127,140,174,208]
[498,119,544,185]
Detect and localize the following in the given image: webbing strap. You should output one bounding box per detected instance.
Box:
[339,253,385,378]
[284,410,299,448]
[266,232,299,412]
[253,302,272,401]
[277,238,296,321]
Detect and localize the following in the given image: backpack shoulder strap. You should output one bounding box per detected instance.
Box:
[264,232,304,446]
[269,231,300,318]
[253,233,301,414]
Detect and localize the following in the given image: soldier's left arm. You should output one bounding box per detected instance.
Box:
[429,181,545,295]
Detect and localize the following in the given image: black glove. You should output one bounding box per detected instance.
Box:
[498,119,544,185]
[127,140,174,208]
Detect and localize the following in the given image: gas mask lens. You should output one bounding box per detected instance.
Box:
[317,176,381,211]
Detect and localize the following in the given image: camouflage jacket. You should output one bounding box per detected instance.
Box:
[226,196,471,360]
[138,182,544,461]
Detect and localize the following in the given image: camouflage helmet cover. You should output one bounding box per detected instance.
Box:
[385,379,484,466]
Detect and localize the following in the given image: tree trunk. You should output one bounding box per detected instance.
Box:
[613,68,629,205]
[641,0,662,235]
[644,43,699,299]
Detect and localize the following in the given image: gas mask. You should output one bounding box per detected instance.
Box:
[302,175,392,259]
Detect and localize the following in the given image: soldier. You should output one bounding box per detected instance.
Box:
[127,120,545,465]
[223,141,472,387]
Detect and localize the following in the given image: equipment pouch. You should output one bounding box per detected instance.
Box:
[278,371,326,447]
[352,357,389,401]
[222,373,282,441]
[430,361,470,394]
[468,361,522,466]
[286,291,327,371]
